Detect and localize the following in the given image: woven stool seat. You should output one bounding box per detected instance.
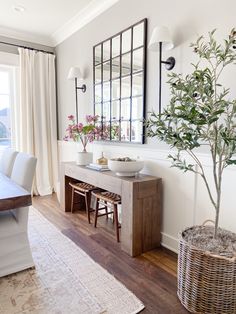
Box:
[92,191,121,204]
[92,190,121,242]
[69,182,96,193]
[69,181,99,224]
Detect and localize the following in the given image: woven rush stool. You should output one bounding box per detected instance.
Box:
[69,182,98,224]
[92,191,121,242]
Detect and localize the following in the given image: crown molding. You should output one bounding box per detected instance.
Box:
[51,0,119,46]
[0,26,54,47]
[0,0,119,48]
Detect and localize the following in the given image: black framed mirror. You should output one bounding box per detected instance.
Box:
[93,18,147,144]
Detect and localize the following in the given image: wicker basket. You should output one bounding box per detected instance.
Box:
[178,226,236,314]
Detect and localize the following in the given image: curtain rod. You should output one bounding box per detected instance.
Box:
[0,40,55,55]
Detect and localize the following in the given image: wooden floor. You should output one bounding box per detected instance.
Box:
[33,194,188,314]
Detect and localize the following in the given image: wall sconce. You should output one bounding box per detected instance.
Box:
[67,66,86,122]
[148,26,175,113]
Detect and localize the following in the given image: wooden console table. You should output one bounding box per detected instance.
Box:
[60,162,162,257]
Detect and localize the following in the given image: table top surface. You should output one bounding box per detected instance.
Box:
[0,173,32,211]
[63,162,161,182]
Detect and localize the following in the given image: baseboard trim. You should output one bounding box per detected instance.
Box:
[161,232,179,254]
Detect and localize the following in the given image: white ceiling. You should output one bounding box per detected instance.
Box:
[0,0,118,47]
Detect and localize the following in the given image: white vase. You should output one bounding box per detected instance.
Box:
[76,151,93,166]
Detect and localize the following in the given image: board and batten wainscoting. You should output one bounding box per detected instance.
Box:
[58,140,236,254]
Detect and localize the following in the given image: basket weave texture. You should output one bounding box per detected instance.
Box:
[177,227,236,314]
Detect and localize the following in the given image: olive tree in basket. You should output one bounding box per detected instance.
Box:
[148,29,236,238]
[147,30,236,314]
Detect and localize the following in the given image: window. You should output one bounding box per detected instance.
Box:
[0,66,16,148]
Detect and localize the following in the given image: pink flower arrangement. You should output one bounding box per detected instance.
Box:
[64,114,100,151]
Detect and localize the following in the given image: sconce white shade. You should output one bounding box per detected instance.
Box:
[67,67,83,80]
[148,26,174,51]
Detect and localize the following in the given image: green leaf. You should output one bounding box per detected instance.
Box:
[226,159,236,165]
[146,28,236,201]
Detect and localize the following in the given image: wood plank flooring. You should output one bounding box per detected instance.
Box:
[33,194,188,314]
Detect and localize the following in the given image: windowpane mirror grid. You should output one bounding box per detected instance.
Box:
[122,53,131,76]
[103,60,110,82]
[95,64,102,84]
[95,84,102,103]
[133,48,143,72]
[95,103,102,118]
[121,99,130,120]
[112,57,120,79]
[111,100,120,121]
[121,121,130,142]
[111,122,120,141]
[103,81,110,102]
[131,120,143,143]
[112,36,120,58]
[103,122,111,140]
[133,23,144,49]
[132,96,143,120]
[95,45,102,65]
[122,29,131,54]
[103,40,110,62]
[103,101,110,122]
[112,79,120,100]
[95,122,102,130]
[93,18,147,144]
[121,76,131,98]
[132,72,143,97]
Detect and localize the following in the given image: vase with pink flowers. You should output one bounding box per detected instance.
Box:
[64,114,101,165]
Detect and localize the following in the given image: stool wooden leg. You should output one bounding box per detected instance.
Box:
[104,200,108,220]
[113,204,120,242]
[94,197,99,228]
[85,192,91,224]
[71,187,74,213]
[88,192,92,223]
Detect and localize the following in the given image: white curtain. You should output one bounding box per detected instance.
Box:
[15,48,58,196]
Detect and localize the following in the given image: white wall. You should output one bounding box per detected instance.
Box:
[56,0,236,252]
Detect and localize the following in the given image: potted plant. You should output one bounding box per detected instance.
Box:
[64,114,101,165]
[147,30,236,313]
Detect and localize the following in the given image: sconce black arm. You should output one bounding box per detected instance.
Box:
[159,42,176,114]
[74,77,86,123]
[161,57,175,70]
[75,77,86,93]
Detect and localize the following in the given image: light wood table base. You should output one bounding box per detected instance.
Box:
[60,162,162,257]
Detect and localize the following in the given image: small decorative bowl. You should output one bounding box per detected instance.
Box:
[108,159,144,177]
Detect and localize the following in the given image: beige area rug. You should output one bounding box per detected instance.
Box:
[0,207,145,314]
